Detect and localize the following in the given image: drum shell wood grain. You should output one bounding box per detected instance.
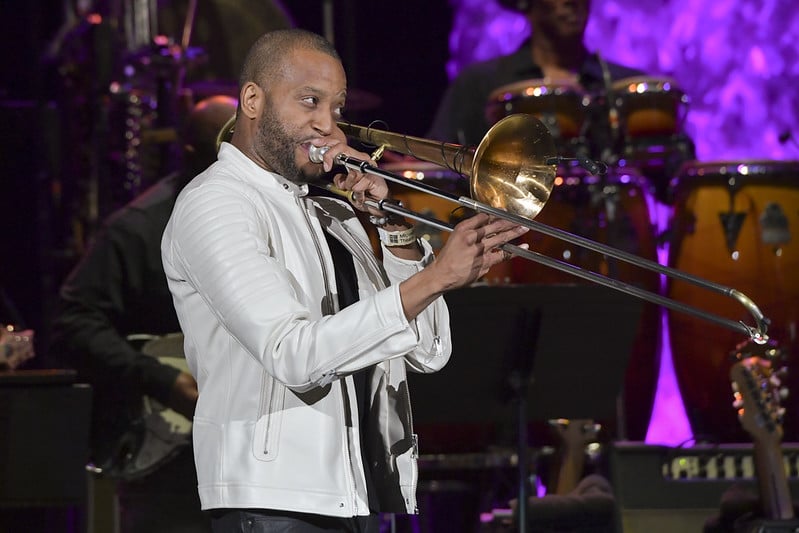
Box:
[667,160,799,442]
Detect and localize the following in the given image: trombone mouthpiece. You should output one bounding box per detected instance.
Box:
[309,145,330,164]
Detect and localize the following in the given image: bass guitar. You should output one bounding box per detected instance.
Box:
[548,418,601,495]
[99,333,192,480]
[730,340,795,521]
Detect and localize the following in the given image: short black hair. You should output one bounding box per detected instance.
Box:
[238,29,341,90]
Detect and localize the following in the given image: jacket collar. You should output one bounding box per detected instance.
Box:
[218,142,310,198]
[312,196,388,290]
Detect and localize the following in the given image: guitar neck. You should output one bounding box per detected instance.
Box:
[554,446,586,496]
[754,436,795,520]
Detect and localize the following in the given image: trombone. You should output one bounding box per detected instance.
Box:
[312,114,769,344]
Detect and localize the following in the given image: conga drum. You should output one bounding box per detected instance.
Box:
[491,164,661,440]
[611,76,687,139]
[608,76,692,200]
[668,160,799,442]
[485,79,590,157]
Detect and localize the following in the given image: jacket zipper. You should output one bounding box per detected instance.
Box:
[262,374,280,455]
[299,198,335,315]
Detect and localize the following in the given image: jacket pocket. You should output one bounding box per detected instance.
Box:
[252,372,286,461]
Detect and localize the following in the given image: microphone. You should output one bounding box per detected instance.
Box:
[577,154,608,175]
[597,52,621,162]
[545,156,608,175]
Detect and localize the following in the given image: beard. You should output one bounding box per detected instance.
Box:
[254,104,305,181]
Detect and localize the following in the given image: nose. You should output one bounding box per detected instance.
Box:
[312,109,335,136]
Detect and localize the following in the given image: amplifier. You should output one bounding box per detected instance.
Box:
[610,441,799,533]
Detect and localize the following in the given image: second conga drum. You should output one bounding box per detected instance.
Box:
[608,76,693,201]
[501,165,661,440]
[668,160,799,443]
[485,79,590,157]
[611,76,687,139]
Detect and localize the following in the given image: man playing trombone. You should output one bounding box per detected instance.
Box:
[161,28,528,532]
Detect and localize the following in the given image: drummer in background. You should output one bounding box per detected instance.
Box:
[427,0,642,152]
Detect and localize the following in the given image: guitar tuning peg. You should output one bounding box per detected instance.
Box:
[765,346,784,360]
[780,387,790,400]
[733,398,744,410]
[583,422,602,433]
[770,375,782,387]
[777,407,786,419]
[731,382,740,392]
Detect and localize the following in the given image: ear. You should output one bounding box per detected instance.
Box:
[239,82,263,119]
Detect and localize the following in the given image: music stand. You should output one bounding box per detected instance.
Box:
[407,283,643,531]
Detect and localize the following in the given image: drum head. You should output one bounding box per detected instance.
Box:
[485,78,589,140]
[610,76,687,137]
[381,160,467,185]
[611,76,682,95]
[674,160,799,186]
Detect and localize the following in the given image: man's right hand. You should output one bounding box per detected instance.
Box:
[398,213,529,320]
[432,213,529,291]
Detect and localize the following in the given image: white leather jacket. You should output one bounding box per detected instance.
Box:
[161,143,451,516]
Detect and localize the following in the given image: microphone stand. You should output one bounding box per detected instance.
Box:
[596,52,622,167]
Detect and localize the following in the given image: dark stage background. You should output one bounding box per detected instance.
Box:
[3,0,798,452]
[0,0,453,361]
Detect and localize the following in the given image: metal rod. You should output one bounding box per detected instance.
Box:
[338,153,769,342]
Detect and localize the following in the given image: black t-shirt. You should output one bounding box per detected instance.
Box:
[322,230,379,512]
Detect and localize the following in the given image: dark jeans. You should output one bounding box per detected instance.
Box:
[209,509,381,533]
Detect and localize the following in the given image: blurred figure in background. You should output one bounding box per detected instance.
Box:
[50,95,237,533]
[428,0,694,200]
[427,0,641,153]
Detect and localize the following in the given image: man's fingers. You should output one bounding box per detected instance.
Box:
[481,223,529,251]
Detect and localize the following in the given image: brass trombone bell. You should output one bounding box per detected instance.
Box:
[338,114,558,221]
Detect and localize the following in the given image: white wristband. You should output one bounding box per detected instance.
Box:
[377,226,417,247]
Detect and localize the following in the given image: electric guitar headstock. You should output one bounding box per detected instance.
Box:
[0,325,35,370]
[730,339,795,520]
[730,339,787,445]
[548,418,602,495]
[549,418,601,453]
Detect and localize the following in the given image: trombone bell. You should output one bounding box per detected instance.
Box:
[472,114,557,220]
[338,114,558,222]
